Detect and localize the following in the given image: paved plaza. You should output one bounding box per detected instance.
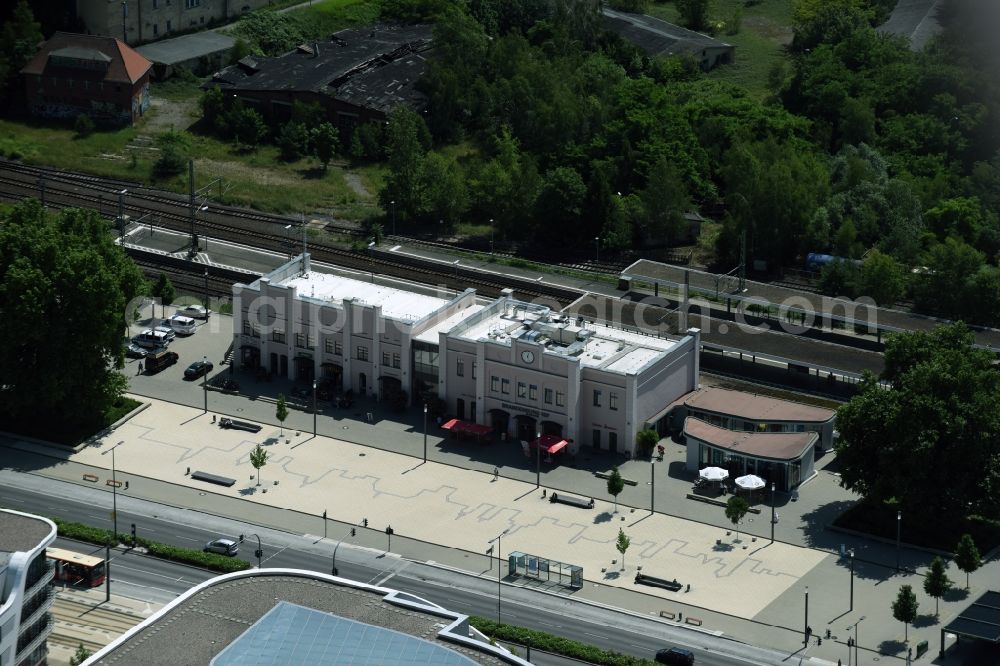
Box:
[5,306,992,664]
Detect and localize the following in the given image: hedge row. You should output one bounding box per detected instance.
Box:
[52,517,252,573]
[469,617,657,666]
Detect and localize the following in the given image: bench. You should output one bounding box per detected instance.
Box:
[634,573,683,592]
[219,418,262,433]
[594,471,638,486]
[549,492,594,509]
[191,471,236,487]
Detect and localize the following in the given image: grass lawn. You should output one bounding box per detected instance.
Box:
[290,0,382,38]
[647,0,794,99]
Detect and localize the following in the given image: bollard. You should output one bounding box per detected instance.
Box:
[186,467,190,475]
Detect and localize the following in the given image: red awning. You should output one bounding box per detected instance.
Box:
[442,419,493,437]
[532,434,569,454]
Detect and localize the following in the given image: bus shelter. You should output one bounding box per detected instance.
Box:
[508,551,583,590]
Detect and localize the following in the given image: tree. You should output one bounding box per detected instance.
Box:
[725,495,749,542]
[153,273,176,308]
[230,106,267,149]
[277,122,311,161]
[857,250,905,307]
[891,584,919,642]
[954,534,981,589]
[835,324,1000,520]
[635,429,659,458]
[676,0,710,31]
[380,108,431,220]
[416,152,468,226]
[249,443,268,486]
[923,556,952,616]
[607,466,624,513]
[0,201,144,439]
[0,1,42,108]
[616,528,631,571]
[276,394,288,436]
[153,131,189,179]
[69,644,92,666]
[74,114,95,137]
[312,122,339,171]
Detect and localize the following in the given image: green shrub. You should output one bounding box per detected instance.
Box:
[469,617,657,665]
[51,517,252,573]
[73,114,95,137]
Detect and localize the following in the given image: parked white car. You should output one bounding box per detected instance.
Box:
[176,304,211,320]
[134,329,170,349]
[168,314,197,335]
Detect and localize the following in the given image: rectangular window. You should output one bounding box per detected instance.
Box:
[593,389,602,407]
[501,378,510,395]
[610,392,618,411]
[307,335,315,350]
[356,346,368,361]
[529,384,537,400]
[382,351,390,367]
[457,358,464,377]
[153,0,158,7]
[472,361,477,379]
[243,319,251,335]
[295,333,306,348]
[392,352,400,369]
[166,19,171,30]
[592,429,601,449]
[334,341,343,356]
[517,382,526,398]
[152,23,158,36]
[544,388,553,405]
[272,329,285,344]
[491,376,499,393]
[555,391,565,407]
[324,339,334,354]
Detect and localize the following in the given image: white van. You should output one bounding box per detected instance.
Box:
[135,329,170,349]
[168,315,197,336]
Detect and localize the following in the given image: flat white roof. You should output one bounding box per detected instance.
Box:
[280,272,449,321]
[453,305,678,374]
[414,304,486,344]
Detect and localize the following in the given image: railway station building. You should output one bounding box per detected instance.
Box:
[0,509,57,666]
[234,255,701,456]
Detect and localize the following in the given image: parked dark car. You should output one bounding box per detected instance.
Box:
[184,360,214,379]
[655,647,695,665]
[290,385,311,401]
[124,342,148,359]
[316,378,334,401]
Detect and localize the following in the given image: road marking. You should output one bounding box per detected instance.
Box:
[261,547,287,564]
[372,572,395,587]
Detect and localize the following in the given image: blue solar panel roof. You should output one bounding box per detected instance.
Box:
[210,601,479,666]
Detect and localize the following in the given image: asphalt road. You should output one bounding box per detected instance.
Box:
[3,475,791,666]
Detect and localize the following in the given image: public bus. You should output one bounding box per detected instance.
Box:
[47,546,107,588]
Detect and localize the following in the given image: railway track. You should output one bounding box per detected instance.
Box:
[0,160,575,304]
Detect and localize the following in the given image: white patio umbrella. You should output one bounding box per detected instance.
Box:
[735,474,766,491]
[699,466,729,481]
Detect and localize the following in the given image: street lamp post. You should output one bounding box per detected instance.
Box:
[247,533,262,568]
[489,218,495,254]
[284,224,293,261]
[390,200,395,236]
[896,510,902,572]
[770,482,776,543]
[331,527,355,576]
[849,549,855,612]
[203,269,209,312]
[117,189,128,244]
[535,430,541,488]
[847,616,865,666]
[488,529,508,627]
[594,237,600,264]
[191,204,207,256]
[202,355,208,413]
[312,378,318,436]
[101,439,125,603]
[101,440,126,539]
[804,586,809,645]
[423,403,428,462]
[367,241,375,282]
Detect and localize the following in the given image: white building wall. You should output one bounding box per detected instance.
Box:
[0,511,57,666]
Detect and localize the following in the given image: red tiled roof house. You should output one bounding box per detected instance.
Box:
[21,32,152,126]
